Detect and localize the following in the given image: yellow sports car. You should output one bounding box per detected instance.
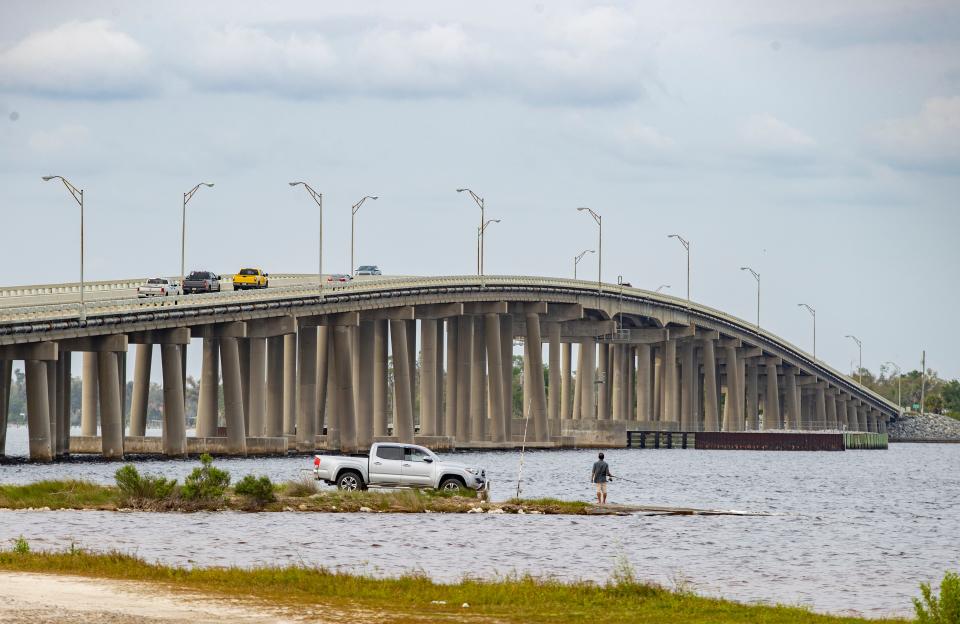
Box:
[232,268,269,290]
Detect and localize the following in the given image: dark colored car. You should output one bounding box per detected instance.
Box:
[182,270,222,294]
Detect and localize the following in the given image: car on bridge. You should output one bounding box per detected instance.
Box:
[136,278,180,298]
[355,265,382,276]
[313,442,488,493]
[232,268,269,290]
[326,273,352,282]
[182,270,222,294]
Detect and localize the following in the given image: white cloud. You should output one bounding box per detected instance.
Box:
[740,114,817,153]
[27,124,90,153]
[868,96,960,172]
[0,20,152,98]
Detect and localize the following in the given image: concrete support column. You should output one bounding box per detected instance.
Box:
[636,343,652,422]
[573,344,583,420]
[652,347,662,421]
[0,360,11,456]
[266,336,284,437]
[845,401,857,431]
[246,338,266,437]
[722,347,742,431]
[435,322,444,435]
[373,320,389,437]
[315,327,330,437]
[858,404,868,432]
[196,339,219,437]
[746,362,759,430]
[295,328,317,451]
[561,342,572,421]
[763,361,781,429]
[56,352,71,457]
[333,326,358,452]
[547,322,561,433]
[826,393,838,429]
[95,350,123,458]
[390,319,415,443]
[501,314,513,426]
[325,337,338,446]
[580,338,596,420]
[218,337,246,454]
[46,360,58,458]
[611,344,623,421]
[783,367,800,429]
[81,352,98,436]
[525,313,549,442]
[597,342,609,420]
[443,318,458,437]
[663,339,678,423]
[815,387,827,431]
[470,318,486,442]
[239,339,250,431]
[454,316,473,442]
[25,359,52,461]
[679,342,694,429]
[835,397,847,430]
[484,314,506,443]
[159,344,185,457]
[283,333,297,435]
[419,319,438,437]
[355,321,375,448]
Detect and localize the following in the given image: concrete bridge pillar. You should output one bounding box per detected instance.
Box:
[652,346,662,421]
[218,337,247,454]
[825,391,837,429]
[858,404,869,432]
[783,366,800,429]
[663,339,679,423]
[25,359,52,461]
[45,360,58,458]
[611,344,623,421]
[419,319,438,437]
[195,340,219,437]
[635,343,652,422]
[356,322,376,447]
[372,320,388,438]
[455,316,473,442]
[561,342,572,421]
[81,352,98,436]
[526,313,549,442]
[159,344,186,457]
[266,336,284,437]
[679,342,694,429]
[626,347,635,423]
[580,337,596,420]
[471,318,487,442]
[246,338,267,437]
[702,340,719,431]
[0,360,11,456]
[846,400,858,431]
[597,342,609,420]
[815,387,827,431]
[238,339,250,432]
[391,319,415,443]
[283,334,297,435]
[316,327,331,439]
[57,353,71,457]
[443,318,458,437]
[500,314,513,428]
[722,347,741,431]
[547,322,561,433]
[745,362,759,430]
[485,314,507,442]
[295,328,317,451]
[333,326,358,452]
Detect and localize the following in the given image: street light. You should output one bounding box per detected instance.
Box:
[668,234,690,307]
[478,218,501,273]
[574,249,594,280]
[798,303,816,360]
[456,188,486,279]
[655,284,670,293]
[577,207,602,294]
[181,182,214,295]
[883,361,902,409]
[350,195,378,277]
[740,266,760,327]
[42,175,85,320]
[289,181,324,292]
[845,334,862,384]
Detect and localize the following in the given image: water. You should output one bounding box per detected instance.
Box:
[2,426,958,617]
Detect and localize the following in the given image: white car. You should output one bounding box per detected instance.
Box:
[137,278,181,298]
[313,442,488,492]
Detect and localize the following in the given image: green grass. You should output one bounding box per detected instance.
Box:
[0,548,906,623]
[0,480,118,510]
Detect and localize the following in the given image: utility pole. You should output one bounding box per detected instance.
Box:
[920,350,926,414]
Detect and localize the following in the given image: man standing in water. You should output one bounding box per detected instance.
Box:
[591,452,615,505]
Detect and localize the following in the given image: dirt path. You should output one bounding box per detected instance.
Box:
[0,571,386,623]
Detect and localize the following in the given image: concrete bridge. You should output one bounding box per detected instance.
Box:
[0,274,900,461]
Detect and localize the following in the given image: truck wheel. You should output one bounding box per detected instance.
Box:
[439,477,465,492]
[337,471,364,491]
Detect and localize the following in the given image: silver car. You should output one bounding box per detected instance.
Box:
[137,278,181,298]
[355,265,382,276]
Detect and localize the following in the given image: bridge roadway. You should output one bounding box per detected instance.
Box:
[0,274,900,461]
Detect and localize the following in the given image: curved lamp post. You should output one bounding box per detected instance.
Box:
[798,303,816,360]
[883,360,902,409]
[845,334,863,384]
[577,207,602,294]
[655,284,670,293]
[350,195,378,277]
[740,266,760,327]
[456,188,486,279]
[182,182,214,294]
[42,175,85,320]
[574,249,594,280]
[669,234,690,307]
[289,181,324,292]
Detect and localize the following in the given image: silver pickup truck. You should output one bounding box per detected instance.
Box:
[313,442,489,493]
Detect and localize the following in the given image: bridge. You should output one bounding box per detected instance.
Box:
[0,274,900,461]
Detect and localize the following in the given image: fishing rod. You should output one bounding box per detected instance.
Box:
[516,397,532,499]
[608,475,644,485]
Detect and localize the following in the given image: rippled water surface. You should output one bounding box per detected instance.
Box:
[1,426,958,617]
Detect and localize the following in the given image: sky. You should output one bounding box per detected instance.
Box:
[0,0,958,381]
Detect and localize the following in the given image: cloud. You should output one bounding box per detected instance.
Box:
[867,96,960,173]
[0,20,153,98]
[27,124,91,153]
[740,114,816,155]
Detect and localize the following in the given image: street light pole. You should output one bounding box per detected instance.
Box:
[289,182,324,293]
[577,208,602,294]
[350,195,378,277]
[478,218,501,273]
[574,249,594,280]
[845,334,862,384]
[181,182,215,295]
[740,266,760,327]
[883,361,901,409]
[42,175,85,320]
[655,284,670,294]
[669,234,690,307]
[798,303,816,360]
[457,188,486,281]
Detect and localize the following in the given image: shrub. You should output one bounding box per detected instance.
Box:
[915,571,960,624]
[181,454,230,501]
[114,465,178,501]
[235,475,276,507]
[283,477,318,498]
[12,536,29,554]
